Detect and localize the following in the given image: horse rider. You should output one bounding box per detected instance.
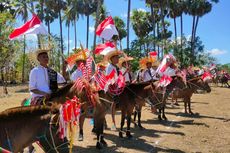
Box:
[140,57,159,82]
[118,56,134,84]
[70,50,87,81]
[104,49,123,130]
[29,48,66,105]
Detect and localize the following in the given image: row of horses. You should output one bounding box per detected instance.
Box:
[0,74,211,152]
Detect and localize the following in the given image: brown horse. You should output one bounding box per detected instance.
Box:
[22,80,101,150]
[171,76,211,114]
[78,82,157,149]
[133,75,186,128]
[0,105,69,153]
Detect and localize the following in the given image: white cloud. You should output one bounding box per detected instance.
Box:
[89,26,95,33]
[137,8,147,12]
[208,48,227,55]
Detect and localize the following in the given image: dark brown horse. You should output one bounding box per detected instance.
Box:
[0,105,69,153]
[22,80,101,150]
[171,76,211,114]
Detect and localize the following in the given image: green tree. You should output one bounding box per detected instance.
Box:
[113,16,127,50]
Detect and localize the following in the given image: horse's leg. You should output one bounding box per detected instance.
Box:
[126,112,133,139]
[137,106,144,128]
[78,114,85,141]
[133,106,137,126]
[158,108,162,120]
[184,98,188,114]
[119,110,126,138]
[162,106,167,120]
[188,98,194,115]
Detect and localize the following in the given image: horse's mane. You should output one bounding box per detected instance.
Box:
[50,82,74,100]
[0,106,53,121]
[127,81,152,89]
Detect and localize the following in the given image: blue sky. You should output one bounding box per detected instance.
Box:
[23,0,230,64]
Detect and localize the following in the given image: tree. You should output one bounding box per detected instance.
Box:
[113,16,127,50]
[126,0,131,52]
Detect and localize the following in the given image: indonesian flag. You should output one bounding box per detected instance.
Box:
[65,53,78,71]
[95,41,116,55]
[202,72,212,82]
[156,54,176,73]
[158,75,172,87]
[96,16,119,40]
[9,14,48,40]
[149,51,157,57]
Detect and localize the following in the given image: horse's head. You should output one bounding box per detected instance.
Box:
[71,78,100,108]
[38,105,70,153]
[188,77,211,93]
[166,75,186,92]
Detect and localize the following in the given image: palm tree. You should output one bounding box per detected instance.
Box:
[113,16,127,50]
[12,0,30,83]
[126,0,131,52]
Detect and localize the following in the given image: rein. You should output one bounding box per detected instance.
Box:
[186,77,205,90]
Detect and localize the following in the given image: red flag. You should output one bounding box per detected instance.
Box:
[202,72,212,82]
[159,75,172,87]
[95,41,116,55]
[96,16,118,40]
[149,51,157,57]
[9,14,48,40]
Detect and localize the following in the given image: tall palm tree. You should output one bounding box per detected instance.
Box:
[126,0,131,52]
[77,0,98,49]
[113,16,127,50]
[12,0,30,83]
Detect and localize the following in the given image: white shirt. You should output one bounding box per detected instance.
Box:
[29,65,66,98]
[158,67,176,77]
[105,63,118,76]
[121,67,131,82]
[70,68,83,81]
[143,68,157,82]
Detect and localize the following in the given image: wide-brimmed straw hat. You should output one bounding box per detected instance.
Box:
[139,57,158,69]
[118,56,134,68]
[103,50,123,62]
[36,48,51,58]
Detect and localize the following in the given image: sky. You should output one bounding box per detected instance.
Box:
[22,0,230,64]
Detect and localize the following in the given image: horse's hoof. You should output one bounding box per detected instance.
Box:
[78,134,84,141]
[96,142,102,149]
[163,117,168,120]
[189,112,194,115]
[138,124,144,129]
[158,116,162,121]
[134,123,138,127]
[119,131,123,138]
[91,127,96,134]
[100,139,108,146]
[126,131,133,139]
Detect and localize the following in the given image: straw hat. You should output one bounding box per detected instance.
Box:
[103,50,123,62]
[36,48,50,58]
[97,61,108,68]
[75,50,87,62]
[139,57,157,69]
[118,56,134,68]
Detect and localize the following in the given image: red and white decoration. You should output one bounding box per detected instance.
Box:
[202,72,212,82]
[156,54,176,73]
[158,75,173,87]
[96,16,119,40]
[9,14,48,40]
[95,41,116,55]
[149,51,157,57]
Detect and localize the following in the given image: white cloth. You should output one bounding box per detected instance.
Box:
[70,68,83,81]
[143,68,157,82]
[105,63,118,76]
[158,67,176,77]
[121,67,131,83]
[29,65,66,98]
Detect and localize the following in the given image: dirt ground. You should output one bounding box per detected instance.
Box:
[0,84,230,153]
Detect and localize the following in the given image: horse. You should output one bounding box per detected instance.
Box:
[0,105,69,153]
[77,82,159,149]
[219,74,230,88]
[133,75,186,128]
[21,80,101,151]
[170,76,211,114]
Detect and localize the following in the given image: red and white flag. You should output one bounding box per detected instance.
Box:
[9,14,48,40]
[96,16,118,40]
[95,41,116,55]
[149,51,157,57]
[202,72,212,82]
[156,54,176,73]
[158,75,172,87]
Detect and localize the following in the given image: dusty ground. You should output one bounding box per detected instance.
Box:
[0,84,230,153]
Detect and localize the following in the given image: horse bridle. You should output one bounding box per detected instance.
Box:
[186,77,207,91]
